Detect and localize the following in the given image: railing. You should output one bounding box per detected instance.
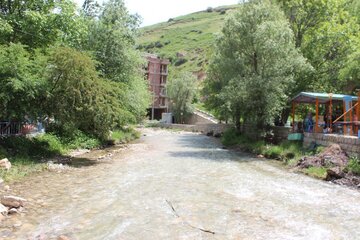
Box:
[0,121,23,136]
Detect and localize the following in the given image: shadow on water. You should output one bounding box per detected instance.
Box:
[174,134,222,149]
[168,133,271,163]
[69,157,100,168]
[167,150,270,163]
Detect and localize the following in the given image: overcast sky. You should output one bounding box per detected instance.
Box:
[74,0,239,26]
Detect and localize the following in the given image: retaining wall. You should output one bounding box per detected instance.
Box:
[304,133,360,157]
[158,123,230,135]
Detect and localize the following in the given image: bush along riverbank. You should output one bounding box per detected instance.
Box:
[0,127,140,183]
[221,128,360,189]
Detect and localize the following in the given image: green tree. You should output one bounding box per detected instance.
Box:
[204,0,308,134]
[167,72,197,123]
[0,0,86,48]
[44,47,136,139]
[83,0,150,121]
[277,0,360,92]
[0,43,45,120]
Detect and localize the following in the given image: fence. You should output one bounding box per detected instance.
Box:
[0,121,23,136]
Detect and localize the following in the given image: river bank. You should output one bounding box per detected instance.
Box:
[0,128,140,183]
[220,128,360,190]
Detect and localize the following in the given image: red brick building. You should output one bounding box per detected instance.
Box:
[145,54,170,120]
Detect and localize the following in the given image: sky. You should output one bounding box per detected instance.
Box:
[74,0,239,26]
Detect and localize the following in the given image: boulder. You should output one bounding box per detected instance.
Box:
[297,144,349,169]
[0,203,8,215]
[1,196,27,208]
[326,167,345,180]
[8,208,18,214]
[0,158,11,170]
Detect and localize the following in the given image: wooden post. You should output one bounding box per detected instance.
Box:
[349,101,353,135]
[292,102,295,132]
[315,98,319,133]
[357,92,360,135]
[329,94,333,133]
[343,100,347,135]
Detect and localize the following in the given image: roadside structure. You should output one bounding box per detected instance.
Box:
[144,54,170,120]
[289,91,360,157]
[291,92,359,136]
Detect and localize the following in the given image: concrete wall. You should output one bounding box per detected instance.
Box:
[158,123,230,135]
[304,133,360,157]
[186,113,216,125]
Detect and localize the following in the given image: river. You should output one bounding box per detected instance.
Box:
[1,128,360,239]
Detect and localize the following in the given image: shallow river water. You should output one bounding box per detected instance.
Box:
[1,128,360,240]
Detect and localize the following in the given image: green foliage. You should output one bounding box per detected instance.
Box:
[303,166,328,179]
[83,0,150,122]
[0,157,47,182]
[0,0,86,48]
[44,47,140,139]
[144,120,161,128]
[0,135,63,158]
[174,58,188,66]
[221,128,245,146]
[346,157,360,175]
[0,43,45,120]
[167,72,198,123]
[264,146,282,159]
[204,0,308,133]
[278,0,360,93]
[111,128,141,144]
[221,128,304,163]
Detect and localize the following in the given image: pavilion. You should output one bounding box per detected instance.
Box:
[291,92,360,136]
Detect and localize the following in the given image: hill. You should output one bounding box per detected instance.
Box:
[137,5,240,79]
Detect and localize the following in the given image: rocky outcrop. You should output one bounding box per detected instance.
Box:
[0,203,8,215]
[1,195,27,208]
[297,144,349,168]
[297,144,360,189]
[0,158,11,170]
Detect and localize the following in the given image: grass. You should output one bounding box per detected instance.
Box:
[303,167,328,179]
[221,128,308,164]
[346,156,360,175]
[138,5,240,77]
[0,127,141,183]
[111,128,141,144]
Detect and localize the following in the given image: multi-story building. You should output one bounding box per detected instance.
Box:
[144,54,170,120]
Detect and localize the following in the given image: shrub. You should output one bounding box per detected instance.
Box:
[174,58,187,66]
[35,134,65,155]
[111,128,140,144]
[347,157,360,175]
[155,41,163,48]
[164,40,171,45]
[220,10,226,15]
[144,120,160,128]
[0,135,63,158]
[264,146,282,159]
[145,42,155,50]
[303,167,327,179]
[168,18,174,22]
[206,7,213,12]
[221,128,247,146]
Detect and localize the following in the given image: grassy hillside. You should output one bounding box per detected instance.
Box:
[137,5,240,79]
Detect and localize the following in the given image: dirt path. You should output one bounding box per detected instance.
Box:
[1,128,360,239]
